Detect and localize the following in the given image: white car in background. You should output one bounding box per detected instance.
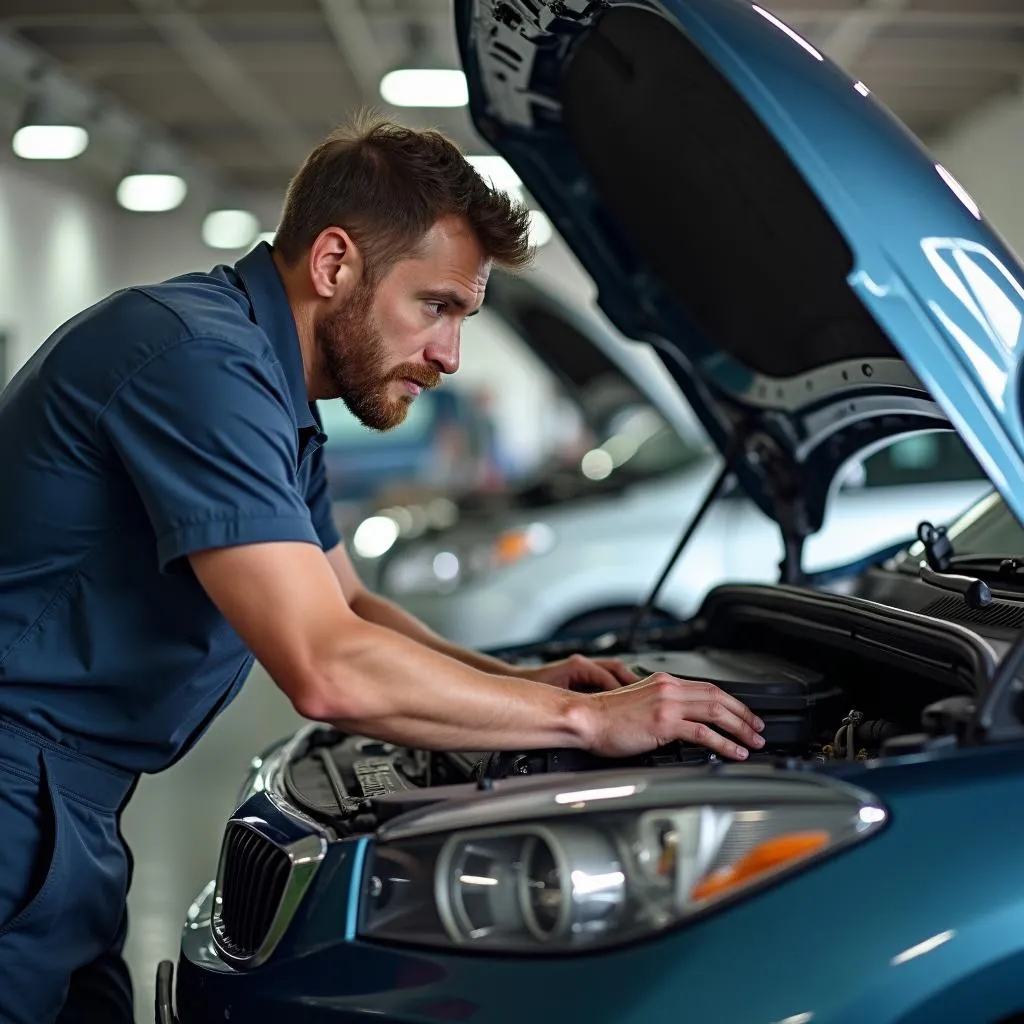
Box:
[356,274,990,650]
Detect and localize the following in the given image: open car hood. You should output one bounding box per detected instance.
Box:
[456,0,1024,556]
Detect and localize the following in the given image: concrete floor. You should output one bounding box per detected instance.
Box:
[121,664,303,1022]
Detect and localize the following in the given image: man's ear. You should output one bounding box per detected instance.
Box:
[308,226,364,300]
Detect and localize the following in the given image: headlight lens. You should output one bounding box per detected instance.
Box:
[359,782,885,952]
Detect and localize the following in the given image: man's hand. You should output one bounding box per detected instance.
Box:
[518,654,638,691]
[581,673,767,761]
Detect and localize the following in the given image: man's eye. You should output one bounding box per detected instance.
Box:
[426,301,445,317]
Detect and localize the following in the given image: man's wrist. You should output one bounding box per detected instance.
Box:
[560,690,599,750]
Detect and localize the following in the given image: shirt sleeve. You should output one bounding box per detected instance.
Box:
[305,442,342,553]
[98,336,322,572]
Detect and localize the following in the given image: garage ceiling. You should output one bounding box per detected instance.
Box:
[0,0,1021,201]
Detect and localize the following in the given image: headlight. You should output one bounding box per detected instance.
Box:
[358,770,886,953]
[382,523,557,596]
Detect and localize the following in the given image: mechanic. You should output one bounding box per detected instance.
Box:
[0,114,765,1022]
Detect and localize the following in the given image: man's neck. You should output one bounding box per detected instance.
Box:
[271,248,318,399]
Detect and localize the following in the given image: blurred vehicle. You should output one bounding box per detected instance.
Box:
[376,429,987,648]
[159,1,1024,1022]
[319,386,499,532]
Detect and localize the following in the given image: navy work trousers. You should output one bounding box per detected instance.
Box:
[0,720,135,1023]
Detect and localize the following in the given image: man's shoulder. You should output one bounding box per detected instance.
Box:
[67,271,272,381]
[24,270,276,424]
[121,266,267,357]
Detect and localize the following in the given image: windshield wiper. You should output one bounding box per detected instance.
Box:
[917,519,1024,591]
[918,562,993,609]
[947,555,1024,582]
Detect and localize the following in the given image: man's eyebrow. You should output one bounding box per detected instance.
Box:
[426,289,482,316]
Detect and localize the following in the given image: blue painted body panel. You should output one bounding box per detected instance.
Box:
[176,746,1024,1023]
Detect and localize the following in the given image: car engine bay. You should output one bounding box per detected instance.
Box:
[280,584,996,834]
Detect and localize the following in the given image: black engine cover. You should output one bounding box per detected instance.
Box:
[626,647,843,749]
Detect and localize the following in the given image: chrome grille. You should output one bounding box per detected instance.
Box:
[215,823,291,959]
[211,821,324,968]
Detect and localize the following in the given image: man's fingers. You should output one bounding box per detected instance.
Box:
[664,676,764,733]
[675,720,751,761]
[704,686,765,734]
[587,665,625,691]
[568,655,626,690]
[600,659,639,685]
[683,701,765,750]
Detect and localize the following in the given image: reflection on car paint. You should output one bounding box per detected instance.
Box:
[922,236,1024,410]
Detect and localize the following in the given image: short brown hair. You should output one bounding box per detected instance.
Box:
[274,111,534,281]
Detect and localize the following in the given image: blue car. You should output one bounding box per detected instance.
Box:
[157,1,1024,1021]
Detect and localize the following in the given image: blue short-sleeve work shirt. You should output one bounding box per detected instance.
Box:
[0,243,342,773]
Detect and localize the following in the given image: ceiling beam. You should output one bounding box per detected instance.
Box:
[7,6,1024,32]
[818,0,910,71]
[317,0,385,107]
[128,0,311,170]
[775,8,1024,31]
[857,41,1024,77]
[73,53,348,81]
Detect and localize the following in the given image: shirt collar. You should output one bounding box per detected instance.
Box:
[234,242,316,431]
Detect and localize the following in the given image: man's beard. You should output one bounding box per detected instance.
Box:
[315,282,440,432]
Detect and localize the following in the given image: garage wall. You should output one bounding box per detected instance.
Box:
[0,156,120,374]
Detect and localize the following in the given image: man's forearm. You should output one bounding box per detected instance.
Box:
[349,588,522,676]
[309,615,593,752]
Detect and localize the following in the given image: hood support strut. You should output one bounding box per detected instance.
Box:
[744,431,813,585]
[624,437,742,647]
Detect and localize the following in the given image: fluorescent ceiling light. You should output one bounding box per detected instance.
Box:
[467,155,522,193]
[528,209,553,247]
[201,209,260,249]
[117,173,188,213]
[380,69,468,107]
[12,125,88,160]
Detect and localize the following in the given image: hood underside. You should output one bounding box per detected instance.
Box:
[457,0,1024,547]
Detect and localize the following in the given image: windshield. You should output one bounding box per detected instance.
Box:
[900,490,1018,565]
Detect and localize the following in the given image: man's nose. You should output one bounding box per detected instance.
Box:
[424,330,460,375]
